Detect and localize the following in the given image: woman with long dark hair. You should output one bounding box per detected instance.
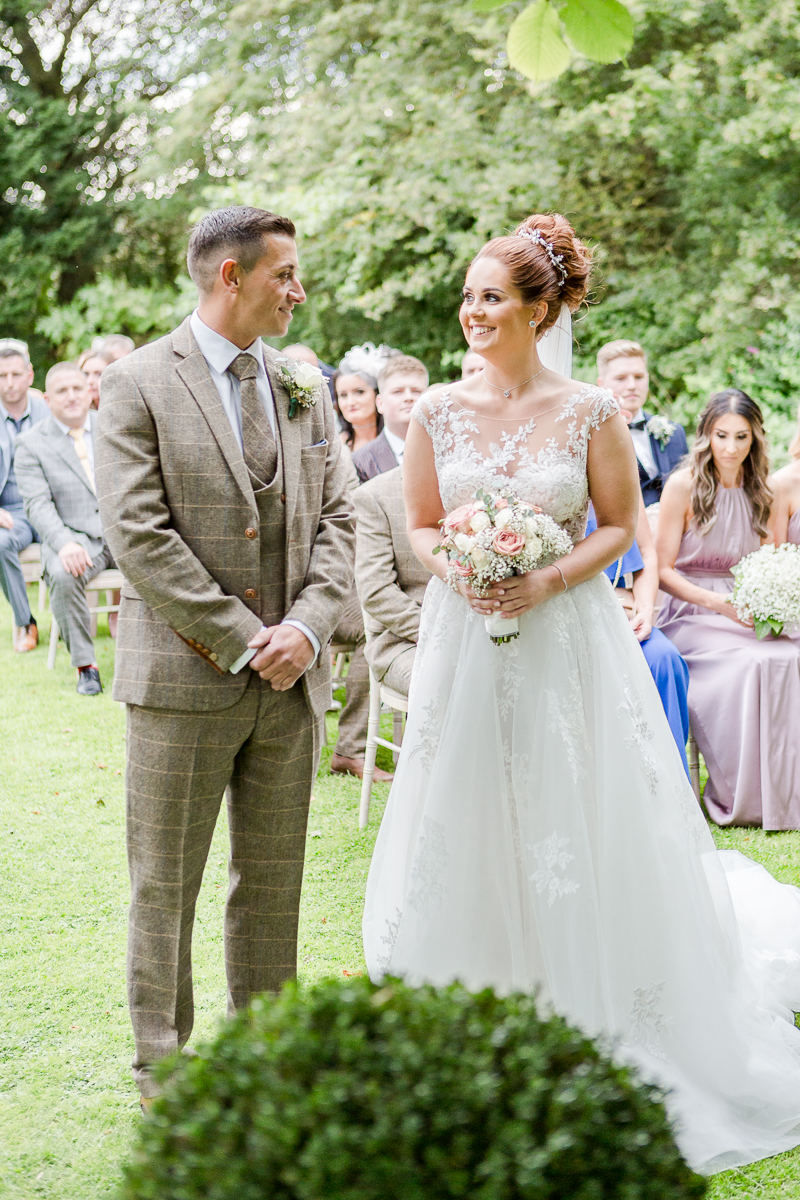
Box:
[656,388,800,828]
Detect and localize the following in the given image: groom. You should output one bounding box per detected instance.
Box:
[95,206,355,1099]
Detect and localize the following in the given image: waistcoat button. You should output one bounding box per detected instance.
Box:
[280,493,286,504]
[244,589,256,599]
[244,527,257,539]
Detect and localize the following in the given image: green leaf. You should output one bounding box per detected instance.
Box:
[507,0,572,82]
[560,0,634,64]
[769,618,785,636]
[754,619,772,640]
[472,0,511,13]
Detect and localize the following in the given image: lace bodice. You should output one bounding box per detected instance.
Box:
[412,385,619,544]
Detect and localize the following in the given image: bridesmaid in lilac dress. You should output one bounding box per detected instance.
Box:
[656,389,800,829]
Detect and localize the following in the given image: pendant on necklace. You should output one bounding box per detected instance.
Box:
[503,389,510,398]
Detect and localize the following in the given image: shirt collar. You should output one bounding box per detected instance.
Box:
[383,426,405,460]
[52,415,91,437]
[3,397,32,423]
[190,309,266,377]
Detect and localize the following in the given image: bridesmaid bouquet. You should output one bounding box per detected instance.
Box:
[434,487,573,644]
[731,543,800,639]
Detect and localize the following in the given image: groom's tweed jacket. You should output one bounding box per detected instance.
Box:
[95,316,355,716]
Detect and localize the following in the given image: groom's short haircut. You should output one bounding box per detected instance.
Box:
[597,339,647,375]
[187,206,297,295]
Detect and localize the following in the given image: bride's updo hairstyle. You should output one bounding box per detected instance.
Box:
[473,213,593,335]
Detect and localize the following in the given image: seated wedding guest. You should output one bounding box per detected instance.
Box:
[354,465,431,696]
[585,499,690,772]
[656,388,800,828]
[77,348,112,410]
[769,405,800,546]
[334,343,396,454]
[0,340,48,651]
[597,340,688,507]
[98,333,135,361]
[352,354,429,483]
[15,363,115,696]
[461,348,485,379]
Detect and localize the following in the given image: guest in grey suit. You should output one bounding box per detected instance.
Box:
[15,362,114,695]
[0,341,48,651]
[354,465,431,696]
[95,206,355,1103]
[352,355,429,484]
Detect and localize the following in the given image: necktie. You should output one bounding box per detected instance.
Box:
[68,427,95,493]
[227,353,277,487]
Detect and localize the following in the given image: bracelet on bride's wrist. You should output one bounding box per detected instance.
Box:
[553,564,568,592]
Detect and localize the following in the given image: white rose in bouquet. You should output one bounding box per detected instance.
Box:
[525,533,543,559]
[454,533,475,553]
[494,508,516,530]
[471,545,491,570]
[469,510,491,534]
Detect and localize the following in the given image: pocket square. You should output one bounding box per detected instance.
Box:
[307,439,328,448]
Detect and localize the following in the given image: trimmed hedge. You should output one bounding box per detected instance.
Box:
[121,977,707,1199]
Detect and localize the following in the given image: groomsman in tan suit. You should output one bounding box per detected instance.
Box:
[354,465,431,695]
[95,206,355,1101]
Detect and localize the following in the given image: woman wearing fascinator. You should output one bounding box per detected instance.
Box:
[363,212,800,1174]
[334,343,396,454]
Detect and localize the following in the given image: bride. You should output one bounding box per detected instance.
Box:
[362,213,800,1174]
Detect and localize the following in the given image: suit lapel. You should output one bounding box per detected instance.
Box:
[173,328,256,511]
[263,347,302,530]
[46,415,95,495]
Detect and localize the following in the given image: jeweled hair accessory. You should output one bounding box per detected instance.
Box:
[517,228,568,289]
[338,342,397,388]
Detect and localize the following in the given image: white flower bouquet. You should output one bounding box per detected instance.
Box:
[731,542,800,639]
[433,487,573,644]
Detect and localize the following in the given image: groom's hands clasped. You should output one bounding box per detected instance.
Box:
[248,624,315,690]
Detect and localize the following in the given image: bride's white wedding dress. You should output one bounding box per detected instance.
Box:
[363,385,800,1174]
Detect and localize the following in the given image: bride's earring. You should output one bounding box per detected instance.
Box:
[529,320,537,328]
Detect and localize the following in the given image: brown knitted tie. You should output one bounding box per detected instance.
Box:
[228,352,277,486]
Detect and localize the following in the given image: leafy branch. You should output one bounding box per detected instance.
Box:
[473,0,634,81]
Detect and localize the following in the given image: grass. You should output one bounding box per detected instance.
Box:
[1,585,800,1197]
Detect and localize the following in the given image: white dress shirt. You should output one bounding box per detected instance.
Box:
[383,425,405,465]
[53,415,95,473]
[629,420,657,480]
[189,310,320,674]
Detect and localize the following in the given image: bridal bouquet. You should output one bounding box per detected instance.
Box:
[434,488,573,644]
[731,542,800,639]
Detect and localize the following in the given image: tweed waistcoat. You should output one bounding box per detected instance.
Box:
[251,442,286,629]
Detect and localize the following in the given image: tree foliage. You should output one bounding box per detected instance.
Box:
[0,0,225,362]
[153,0,794,441]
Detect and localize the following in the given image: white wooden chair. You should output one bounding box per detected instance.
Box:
[47,568,124,668]
[359,667,408,829]
[16,543,46,617]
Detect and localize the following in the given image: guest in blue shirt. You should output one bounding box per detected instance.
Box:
[0,341,48,652]
[586,499,691,775]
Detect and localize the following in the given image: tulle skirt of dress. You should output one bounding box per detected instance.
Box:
[363,573,800,1175]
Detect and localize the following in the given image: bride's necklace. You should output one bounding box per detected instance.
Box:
[484,363,546,399]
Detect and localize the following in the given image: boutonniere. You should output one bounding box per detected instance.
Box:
[276,357,324,419]
[646,415,677,449]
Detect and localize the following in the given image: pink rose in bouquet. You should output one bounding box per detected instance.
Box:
[443,503,479,535]
[492,529,526,557]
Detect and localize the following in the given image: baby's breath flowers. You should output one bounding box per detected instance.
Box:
[731,543,800,639]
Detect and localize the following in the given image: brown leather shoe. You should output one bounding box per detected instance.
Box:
[330,754,394,782]
[13,623,38,653]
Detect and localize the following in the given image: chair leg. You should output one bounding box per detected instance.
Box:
[38,580,47,611]
[47,616,59,670]
[359,670,382,829]
[688,733,701,801]
[392,711,404,763]
[332,651,347,681]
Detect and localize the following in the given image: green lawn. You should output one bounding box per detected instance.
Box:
[2,586,800,1198]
